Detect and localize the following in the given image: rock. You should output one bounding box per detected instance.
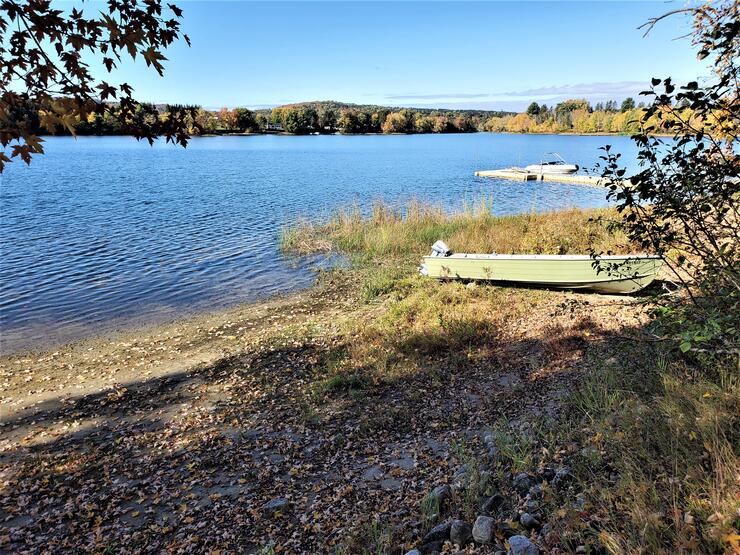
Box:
[380,478,402,491]
[430,484,452,508]
[528,484,543,499]
[512,473,534,496]
[450,519,472,546]
[525,499,540,512]
[540,467,556,482]
[519,513,539,530]
[390,456,415,470]
[472,515,496,544]
[552,467,574,490]
[576,547,586,554]
[483,432,500,458]
[497,520,517,538]
[361,465,384,481]
[422,521,451,544]
[262,497,288,515]
[404,551,422,555]
[507,535,539,555]
[541,523,552,537]
[481,493,506,515]
[451,465,469,490]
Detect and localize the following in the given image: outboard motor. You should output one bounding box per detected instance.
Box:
[420,240,452,276]
[430,240,452,257]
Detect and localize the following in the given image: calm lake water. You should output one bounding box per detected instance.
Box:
[0,133,639,353]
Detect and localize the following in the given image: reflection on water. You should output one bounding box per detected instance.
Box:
[0,133,638,352]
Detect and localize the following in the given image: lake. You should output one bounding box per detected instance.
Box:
[0,133,639,353]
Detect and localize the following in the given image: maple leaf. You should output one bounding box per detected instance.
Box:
[142,47,167,75]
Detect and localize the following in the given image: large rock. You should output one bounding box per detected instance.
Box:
[472,515,496,544]
[422,521,451,544]
[507,535,539,555]
[450,519,472,546]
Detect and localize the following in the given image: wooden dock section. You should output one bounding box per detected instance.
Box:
[475,168,621,187]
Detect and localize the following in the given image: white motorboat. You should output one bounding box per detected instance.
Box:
[525,152,579,174]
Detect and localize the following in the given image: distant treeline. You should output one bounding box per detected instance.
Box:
[70,101,508,136]
[19,98,706,137]
[482,99,653,134]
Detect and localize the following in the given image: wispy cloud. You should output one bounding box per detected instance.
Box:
[502,81,647,97]
[386,92,494,100]
[384,81,649,105]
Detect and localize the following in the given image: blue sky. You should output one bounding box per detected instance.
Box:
[87,1,704,111]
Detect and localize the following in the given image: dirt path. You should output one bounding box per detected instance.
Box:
[0,278,651,554]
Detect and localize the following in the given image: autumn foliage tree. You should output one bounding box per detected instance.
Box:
[0,0,198,172]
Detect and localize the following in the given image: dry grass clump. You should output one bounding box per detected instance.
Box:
[570,348,739,554]
[280,198,634,258]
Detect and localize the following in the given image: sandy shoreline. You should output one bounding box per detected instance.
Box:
[0,281,346,428]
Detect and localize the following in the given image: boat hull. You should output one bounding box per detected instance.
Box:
[421,254,663,294]
[524,164,579,174]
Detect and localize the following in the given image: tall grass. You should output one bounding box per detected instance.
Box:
[280,197,633,258]
[571,348,739,553]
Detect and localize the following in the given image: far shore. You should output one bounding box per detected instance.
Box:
[47,129,647,139]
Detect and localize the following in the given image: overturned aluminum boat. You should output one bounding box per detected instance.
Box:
[420,241,662,294]
[524,152,579,174]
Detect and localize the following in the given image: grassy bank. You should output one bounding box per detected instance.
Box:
[280,200,738,554]
[280,199,633,258]
[2,202,736,554]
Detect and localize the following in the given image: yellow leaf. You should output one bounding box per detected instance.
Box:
[724,533,740,550]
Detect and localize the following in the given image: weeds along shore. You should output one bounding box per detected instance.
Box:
[1,202,736,554]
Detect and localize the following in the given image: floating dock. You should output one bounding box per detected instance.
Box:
[475,168,622,187]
